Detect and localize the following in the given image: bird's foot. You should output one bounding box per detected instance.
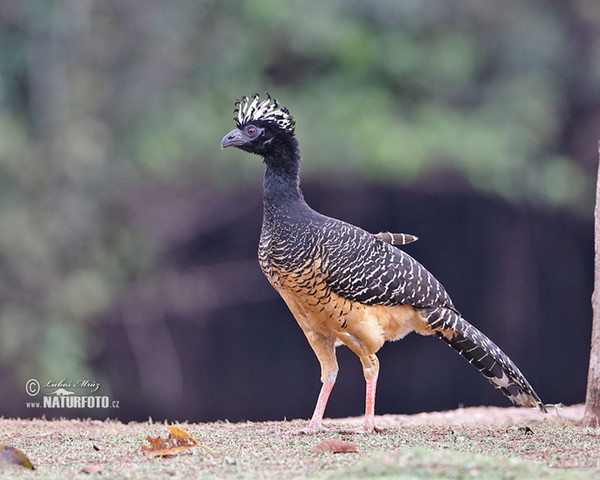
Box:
[332,423,385,435]
[294,427,324,435]
[294,418,384,435]
[294,421,326,435]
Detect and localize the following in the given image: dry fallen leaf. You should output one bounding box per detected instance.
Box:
[0,445,35,469]
[81,465,102,474]
[311,439,359,454]
[142,426,202,457]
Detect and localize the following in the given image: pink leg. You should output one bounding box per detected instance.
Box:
[297,333,338,434]
[304,379,335,431]
[362,376,377,432]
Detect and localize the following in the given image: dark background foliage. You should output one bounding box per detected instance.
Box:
[0,0,598,421]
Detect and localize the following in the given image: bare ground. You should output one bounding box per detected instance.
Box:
[0,404,598,479]
[341,403,584,426]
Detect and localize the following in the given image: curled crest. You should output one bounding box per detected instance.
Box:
[233,93,295,134]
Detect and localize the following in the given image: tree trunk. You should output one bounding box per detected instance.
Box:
[584,141,600,427]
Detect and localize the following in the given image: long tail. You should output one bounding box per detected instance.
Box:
[421,307,547,412]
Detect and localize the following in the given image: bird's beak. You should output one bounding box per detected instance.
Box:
[221,128,245,149]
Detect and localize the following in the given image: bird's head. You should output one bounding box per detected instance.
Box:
[221,93,296,157]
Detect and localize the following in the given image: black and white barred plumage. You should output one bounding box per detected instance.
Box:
[322,221,454,308]
[284,215,544,411]
[422,307,544,409]
[375,231,419,246]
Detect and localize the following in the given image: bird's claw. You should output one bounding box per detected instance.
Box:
[294,426,325,435]
[332,424,385,435]
[295,424,384,435]
[294,421,326,435]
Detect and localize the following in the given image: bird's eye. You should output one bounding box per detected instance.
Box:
[247,127,256,135]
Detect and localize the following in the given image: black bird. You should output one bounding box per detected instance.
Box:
[221,93,546,433]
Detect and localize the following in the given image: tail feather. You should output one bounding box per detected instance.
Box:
[422,307,546,413]
[374,231,419,246]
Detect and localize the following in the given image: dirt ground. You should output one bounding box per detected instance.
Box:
[0,404,596,479]
[339,403,583,426]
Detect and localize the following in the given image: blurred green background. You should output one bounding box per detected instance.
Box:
[1,0,598,420]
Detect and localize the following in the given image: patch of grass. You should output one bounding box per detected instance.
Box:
[330,447,596,479]
[0,417,598,479]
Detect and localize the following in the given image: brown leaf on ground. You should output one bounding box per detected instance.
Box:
[81,465,102,474]
[311,439,359,454]
[0,445,35,469]
[141,426,198,457]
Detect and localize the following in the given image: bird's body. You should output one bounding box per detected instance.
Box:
[260,200,440,361]
[221,93,545,433]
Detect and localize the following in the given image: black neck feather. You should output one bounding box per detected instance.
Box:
[262,137,306,216]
